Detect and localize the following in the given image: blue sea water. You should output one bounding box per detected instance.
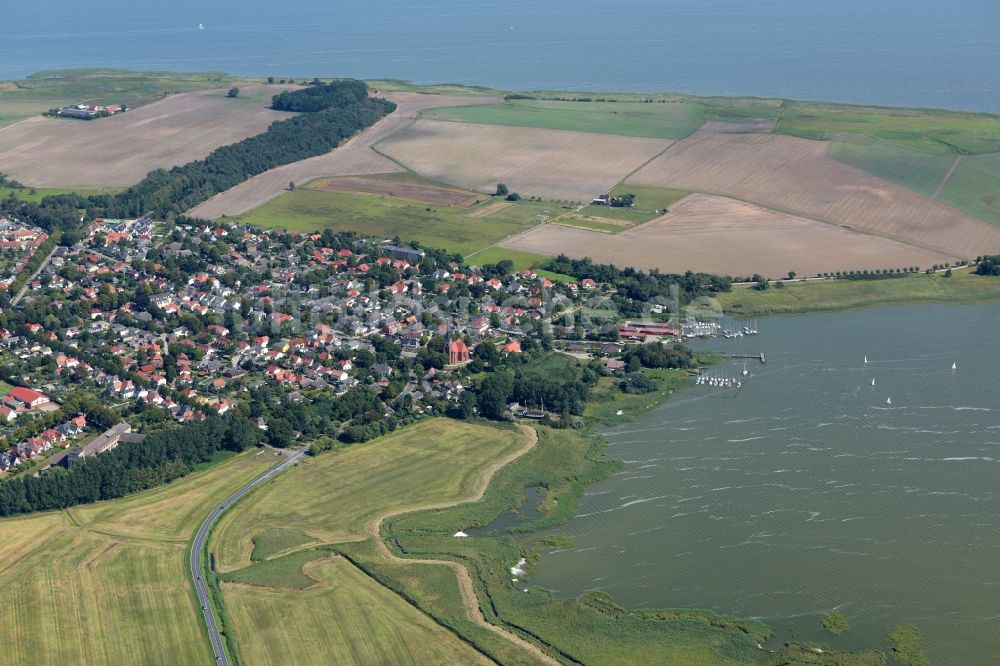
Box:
[2,0,998,112]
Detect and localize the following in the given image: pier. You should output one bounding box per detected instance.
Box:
[730,352,766,364]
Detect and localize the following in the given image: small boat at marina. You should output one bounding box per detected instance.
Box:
[742,360,748,376]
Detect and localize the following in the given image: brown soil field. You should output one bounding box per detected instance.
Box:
[626,132,1000,258]
[188,92,498,219]
[376,119,673,203]
[468,200,513,218]
[501,193,954,277]
[0,85,299,188]
[307,173,479,207]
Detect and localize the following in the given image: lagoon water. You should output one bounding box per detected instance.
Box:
[2,0,999,112]
[532,303,1000,664]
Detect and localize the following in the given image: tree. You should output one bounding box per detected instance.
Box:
[505,192,521,202]
[495,183,508,196]
[288,181,296,191]
[787,270,796,280]
[454,390,477,419]
[227,87,240,98]
[477,372,514,420]
[267,76,275,84]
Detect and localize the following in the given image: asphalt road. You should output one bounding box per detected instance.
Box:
[189,447,309,665]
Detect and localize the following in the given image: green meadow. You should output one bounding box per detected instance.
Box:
[235,188,556,256]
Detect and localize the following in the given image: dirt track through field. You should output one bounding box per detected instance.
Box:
[932,156,962,200]
[626,131,1000,258]
[188,92,499,219]
[307,174,479,207]
[377,119,673,202]
[501,193,955,277]
[368,426,560,666]
[0,85,299,188]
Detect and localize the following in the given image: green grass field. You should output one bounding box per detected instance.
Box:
[937,153,1000,227]
[420,98,705,139]
[776,102,1000,155]
[223,555,490,666]
[0,380,13,397]
[828,140,955,197]
[0,68,256,128]
[465,246,575,282]
[717,270,1000,316]
[0,449,275,666]
[235,188,552,256]
[211,419,532,571]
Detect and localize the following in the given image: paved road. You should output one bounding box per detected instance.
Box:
[11,244,62,306]
[189,447,309,665]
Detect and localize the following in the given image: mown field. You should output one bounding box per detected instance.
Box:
[420,98,704,139]
[717,269,1000,315]
[502,193,952,278]
[223,555,490,666]
[376,119,673,202]
[626,131,1000,259]
[0,449,274,666]
[0,84,297,188]
[236,187,555,256]
[211,419,532,571]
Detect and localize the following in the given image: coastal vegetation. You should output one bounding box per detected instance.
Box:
[821,610,851,636]
[889,624,930,666]
[717,268,1000,315]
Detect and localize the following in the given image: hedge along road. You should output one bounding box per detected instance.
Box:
[190,447,310,665]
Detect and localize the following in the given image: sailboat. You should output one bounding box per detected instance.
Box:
[742,359,748,376]
[864,355,868,364]
[951,362,957,370]
[885,397,892,406]
[871,378,875,387]
[198,23,205,30]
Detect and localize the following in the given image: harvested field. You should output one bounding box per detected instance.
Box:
[500,194,954,277]
[0,84,299,188]
[188,92,498,219]
[0,451,274,666]
[223,556,490,666]
[308,173,479,207]
[626,132,1000,258]
[376,119,673,202]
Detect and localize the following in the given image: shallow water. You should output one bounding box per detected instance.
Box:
[532,303,1000,663]
[2,0,998,112]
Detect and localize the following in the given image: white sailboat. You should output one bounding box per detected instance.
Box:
[871,378,875,387]
[198,23,205,30]
[885,397,892,406]
[864,355,868,364]
[742,359,748,376]
[951,362,957,370]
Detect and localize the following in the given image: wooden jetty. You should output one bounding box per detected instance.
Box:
[730,352,766,364]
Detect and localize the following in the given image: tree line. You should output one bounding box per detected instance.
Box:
[542,254,732,303]
[0,415,260,516]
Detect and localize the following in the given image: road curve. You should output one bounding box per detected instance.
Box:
[189,447,309,665]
